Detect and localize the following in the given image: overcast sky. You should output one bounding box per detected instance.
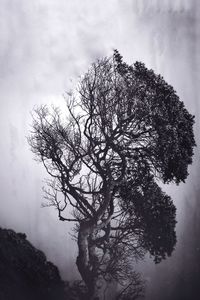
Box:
[0,0,199,282]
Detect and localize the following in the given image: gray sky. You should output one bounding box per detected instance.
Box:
[0,0,199,282]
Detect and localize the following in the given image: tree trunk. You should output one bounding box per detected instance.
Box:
[76,221,103,300]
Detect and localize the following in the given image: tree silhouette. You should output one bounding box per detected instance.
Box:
[28,50,195,300]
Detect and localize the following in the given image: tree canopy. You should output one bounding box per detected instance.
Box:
[28,50,195,300]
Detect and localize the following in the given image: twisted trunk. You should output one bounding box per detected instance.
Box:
[76,186,113,299]
[76,221,102,300]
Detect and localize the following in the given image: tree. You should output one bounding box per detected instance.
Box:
[28,50,195,300]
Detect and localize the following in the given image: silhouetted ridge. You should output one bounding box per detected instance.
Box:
[0,227,65,300]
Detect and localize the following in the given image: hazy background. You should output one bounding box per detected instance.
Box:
[0,0,199,298]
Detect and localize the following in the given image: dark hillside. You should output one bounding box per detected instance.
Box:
[0,228,65,300]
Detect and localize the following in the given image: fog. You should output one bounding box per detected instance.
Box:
[0,0,199,297]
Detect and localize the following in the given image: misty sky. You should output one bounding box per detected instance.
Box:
[0,0,199,286]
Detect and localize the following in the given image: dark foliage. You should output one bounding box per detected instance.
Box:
[114,50,195,184]
[119,179,176,263]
